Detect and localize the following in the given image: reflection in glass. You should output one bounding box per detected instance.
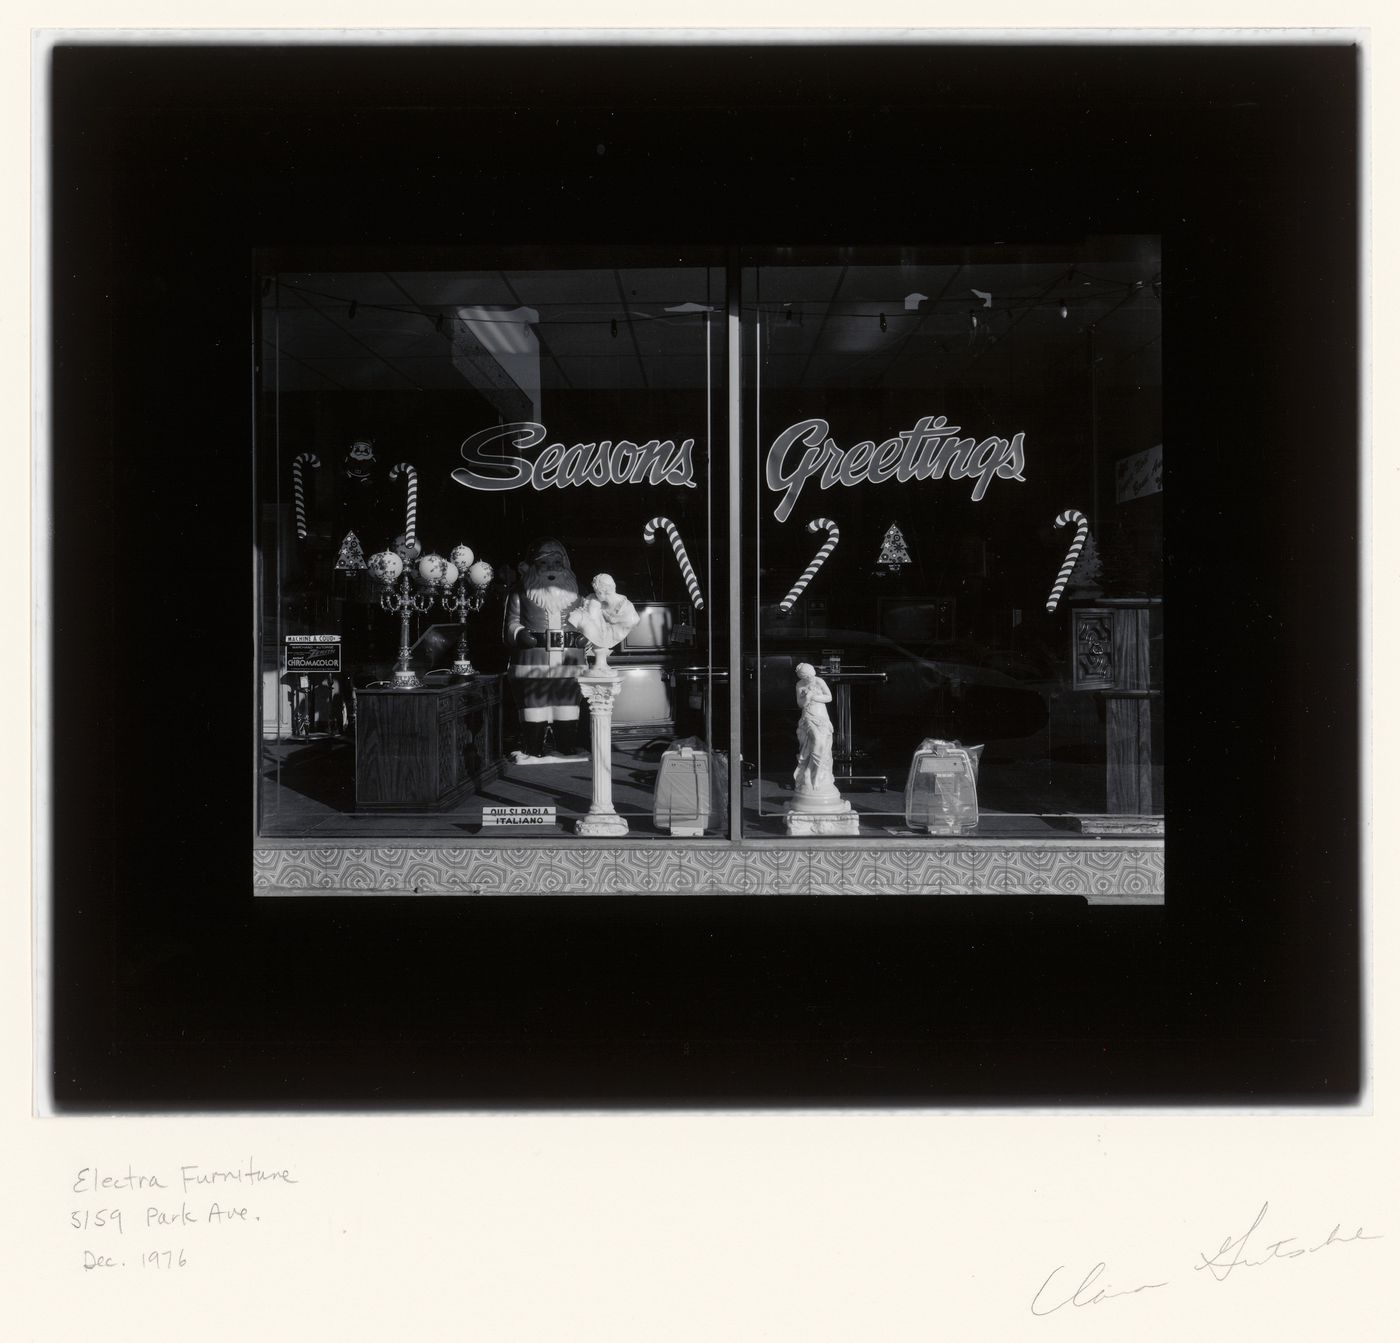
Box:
[743,244,1163,838]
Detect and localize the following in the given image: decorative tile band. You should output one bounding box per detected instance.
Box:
[254,840,1163,902]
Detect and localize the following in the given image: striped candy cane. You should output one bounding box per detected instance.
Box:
[291,453,320,539]
[389,462,418,548]
[1046,509,1089,613]
[643,516,704,610]
[779,518,841,614]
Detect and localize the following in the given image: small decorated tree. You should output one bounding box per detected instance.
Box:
[877,521,912,574]
[335,529,367,572]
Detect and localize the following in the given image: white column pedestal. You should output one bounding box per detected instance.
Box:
[576,668,629,836]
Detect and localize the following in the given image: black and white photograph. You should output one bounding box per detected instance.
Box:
[39,28,1362,1106]
[256,240,1164,895]
[16,14,1391,1341]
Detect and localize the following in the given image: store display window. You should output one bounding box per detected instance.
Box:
[741,244,1162,840]
[256,240,1162,895]
[258,250,729,841]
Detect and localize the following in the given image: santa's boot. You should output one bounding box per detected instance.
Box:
[551,719,580,756]
[520,721,548,757]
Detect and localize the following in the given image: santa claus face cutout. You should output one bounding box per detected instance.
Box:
[344,438,378,482]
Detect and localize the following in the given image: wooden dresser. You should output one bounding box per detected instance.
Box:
[354,676,503,811]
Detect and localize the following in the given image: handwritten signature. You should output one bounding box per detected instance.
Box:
[1031,1203,1382,1316]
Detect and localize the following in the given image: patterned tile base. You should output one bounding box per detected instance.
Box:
[254,839,1163,902]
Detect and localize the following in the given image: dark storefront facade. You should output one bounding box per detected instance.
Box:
[49,37,1363,1108]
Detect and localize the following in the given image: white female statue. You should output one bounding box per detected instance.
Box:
[785,662,859,834]
[567,573,640,670]
[793,662,837,795]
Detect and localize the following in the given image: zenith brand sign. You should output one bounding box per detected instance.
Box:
[450,416,1027,521]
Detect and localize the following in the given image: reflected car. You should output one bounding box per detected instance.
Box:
[747,627,1048,765]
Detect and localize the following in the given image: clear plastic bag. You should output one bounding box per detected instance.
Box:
[903,738,982,835]
[653,737,728,835]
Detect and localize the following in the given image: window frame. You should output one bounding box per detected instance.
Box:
[252,245,1164,902]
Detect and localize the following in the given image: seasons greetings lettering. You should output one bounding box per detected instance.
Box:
[450,416,1027,521]
[451,422,697,493]
[765,416,1026,522]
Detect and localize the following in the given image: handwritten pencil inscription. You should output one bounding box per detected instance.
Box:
[68,1157,300,1273]
[1032,1202,1382,1316]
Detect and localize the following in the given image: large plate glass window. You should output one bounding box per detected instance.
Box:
[742,243,1162,838]
[257,250,729,840]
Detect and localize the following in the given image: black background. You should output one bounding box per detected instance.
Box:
[48,41,1360,1108]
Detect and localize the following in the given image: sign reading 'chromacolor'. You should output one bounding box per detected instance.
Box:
[766,416,1027,522]
[452,423,697,493]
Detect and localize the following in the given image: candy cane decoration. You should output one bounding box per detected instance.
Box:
[291,453,320,539]
[643,516,704,610]
[779,518,841,614]
[389,462,418,549]
[1046,509,1089,613]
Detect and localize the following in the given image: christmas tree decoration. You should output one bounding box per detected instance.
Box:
[876,521,911,574]
[335,530,366,571]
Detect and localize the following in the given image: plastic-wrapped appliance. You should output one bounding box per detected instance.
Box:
[653,736,729,836]
[903,738,982,835]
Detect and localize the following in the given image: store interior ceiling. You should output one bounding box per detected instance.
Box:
[264,256,1162,395]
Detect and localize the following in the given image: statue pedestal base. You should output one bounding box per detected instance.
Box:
[784,802,860,836]
[575,668,629,837]
[784,788,859,836]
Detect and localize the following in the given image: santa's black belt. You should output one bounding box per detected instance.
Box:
[541,629,583,649]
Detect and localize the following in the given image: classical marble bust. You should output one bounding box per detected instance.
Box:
[567,573,640,669]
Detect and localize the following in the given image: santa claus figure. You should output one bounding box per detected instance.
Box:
[503,536,587,758]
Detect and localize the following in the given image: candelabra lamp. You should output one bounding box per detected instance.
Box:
[439,545,496,676]
[367,549,434,689]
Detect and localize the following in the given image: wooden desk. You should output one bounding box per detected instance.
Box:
[355,676,503,811]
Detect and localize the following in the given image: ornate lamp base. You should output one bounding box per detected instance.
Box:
[451,659,477,677]
[391,666,423,689]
